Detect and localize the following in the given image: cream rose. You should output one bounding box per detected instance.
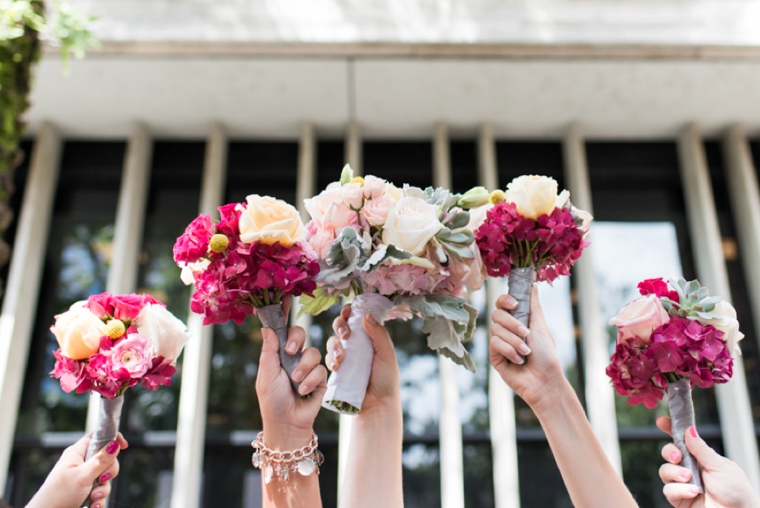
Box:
[385,183,405,202]
[239,195,307,247]
[467,204,493,231]
[136,304,192,362]
[51,301,107,360]
[696,300,745,358]
[505,175,559,220]
[381,196,442,255]
[609,294,670,345]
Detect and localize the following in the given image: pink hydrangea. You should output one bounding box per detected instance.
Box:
[363,262,443,296]
[638,278,680,303]
[173,214,214,263]
[475,202,587,283]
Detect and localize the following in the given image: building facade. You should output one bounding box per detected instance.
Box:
[4,1,760,507]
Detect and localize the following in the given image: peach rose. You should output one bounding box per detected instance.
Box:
[239,195,307,247]
[609,294,670,345]
[505,175,558,220]
[51,301,107,360]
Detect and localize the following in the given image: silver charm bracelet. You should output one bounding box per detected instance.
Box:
[251,432,324,483]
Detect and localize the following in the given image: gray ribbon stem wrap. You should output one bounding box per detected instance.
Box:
[507,266,536,362]
[258,303,301,392]
[667,378,703,493]
[81,395,124,507]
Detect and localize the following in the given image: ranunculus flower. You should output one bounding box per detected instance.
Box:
[363,175,386,199]
[239,195,307,247]
[609,294,670,345]
[382,196,443,255]
[505,175,558,220]
[110,333,154,377]
[136,304,192,362]
[695,300,745,358]
[51,302,107,360]
[363,195,392,226]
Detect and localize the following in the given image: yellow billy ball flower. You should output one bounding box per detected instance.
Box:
[105,319,126,339]
[209,234,229,253]
[490,190,506,205]
[350,176,365,186]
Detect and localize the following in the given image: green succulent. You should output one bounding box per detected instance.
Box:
[663,278,724,320]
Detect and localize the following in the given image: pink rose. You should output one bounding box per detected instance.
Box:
[307,220,337,258]
[341,183,364,210]
[321,201,358,232]
[110,333,154,378]
[363,195,392,226]
[609,294,670,345]
[363,175,386,199]
[304,187,344,225]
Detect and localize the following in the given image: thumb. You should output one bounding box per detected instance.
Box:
[528,286,550,336]
[78,440,119,482]
[685,426,723,469]
[258,327,283,384]
[363,313,396,362]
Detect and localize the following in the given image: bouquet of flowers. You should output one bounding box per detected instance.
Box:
[606,278,743,493]
[51,292,190,505]
[474,175,591,357]
[174,195,319,390]
[300,165,487,414]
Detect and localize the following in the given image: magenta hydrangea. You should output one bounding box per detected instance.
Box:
[606,316,733,408]
[475,202,587,283]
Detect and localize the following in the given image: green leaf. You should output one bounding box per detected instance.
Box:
[319,228,370,286]
[360,243,411,271]
[447,211,470,229]
[298,288,342,317]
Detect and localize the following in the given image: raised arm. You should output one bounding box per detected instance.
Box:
[490,287,638,508]
[327,305,404,508]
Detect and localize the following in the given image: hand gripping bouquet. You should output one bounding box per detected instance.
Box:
[474,175,591,357]
[300,165,487,414]
[173,195,319,390]
[50,293,191,506]
[606,278,743,493]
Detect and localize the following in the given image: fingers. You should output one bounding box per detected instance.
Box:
[61,433,93,462]
[661,443,681,465]
[95,459,120,487]
[90,482,111,507]
[325,336,344,371]
[492,308,530,343]
[685,426,723,469]
[292,347,322,386]
[283,326,307,357]
[495,294,518,311]
[663,483,700,504]
[659,463,691,483]
[489,323,529,363]
[528,286,549,333]
[298,363,328,397]
[656,416,673,437]
[78,438,123,484]
[364,313,396,361]
[332,305,351,340]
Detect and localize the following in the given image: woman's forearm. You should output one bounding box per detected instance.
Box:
[533,380,638,508]
[261,427,323,508]
[339,401,404,508]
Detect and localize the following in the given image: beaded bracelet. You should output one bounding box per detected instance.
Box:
[251,432,324,483]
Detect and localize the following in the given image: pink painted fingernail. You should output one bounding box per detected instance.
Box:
[680,469,690,480]
[669,450,679,462]
[99,473,111,483]
[93,504,101,508]
[690,426,698,439]
[689,486,699,495]
[106,440,119,454]
[92,492,104,500]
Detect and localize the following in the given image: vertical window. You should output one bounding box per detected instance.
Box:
[9,142,124,506]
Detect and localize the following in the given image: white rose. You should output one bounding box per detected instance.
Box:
[554,189,571,210]
[505,175,559,220]
[179,258,211,285]
[385,183,405,202]
[51,301,107,360]
[381,196,443,255]
[697,300,745,358]
[136,304,192,363]
[467,204,493,231]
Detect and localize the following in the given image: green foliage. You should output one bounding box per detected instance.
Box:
[0,0,96,294]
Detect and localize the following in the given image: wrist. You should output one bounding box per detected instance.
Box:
[529,376,576,418]
[261,422,314,450]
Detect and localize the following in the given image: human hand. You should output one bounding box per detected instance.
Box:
[489,286,568,411]
[326,304,401,417]
[26,432,128,508]
[256,296,328,449]
[656,418,760,508]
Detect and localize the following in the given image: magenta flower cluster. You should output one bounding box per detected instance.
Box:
[51,293,178,399]
[605,279,734,409]
[475,202,588,283]
[174,203,319,326]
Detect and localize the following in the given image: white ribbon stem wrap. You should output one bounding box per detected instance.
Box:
[507,266,536,363]
[667,378,704,493]
[81,395,124,507]
[321,293,394,415]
